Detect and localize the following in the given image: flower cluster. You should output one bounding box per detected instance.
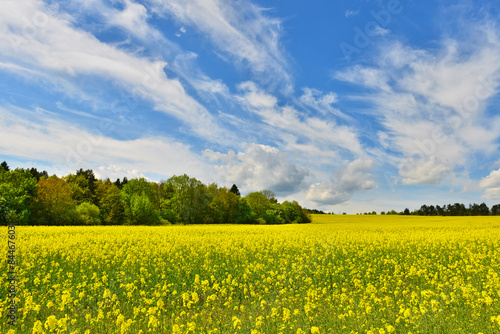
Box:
[1,216,499,333]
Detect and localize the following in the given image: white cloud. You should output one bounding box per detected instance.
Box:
[399,156,451,185]
[203,144,309,196]
[334,24,500,187]
[482,187,500,199]
[480,168,500,188]
[345,10,359,18]
[94,165,145,181]
[109,0,151,40]
[306,159,377,205]
[236,82,364,159]
[0,106,209,180]
[0,0,230,143]
[298,88,351,120]
[372,26,390,36]
[479,166,500,199]
[146,0,293,91]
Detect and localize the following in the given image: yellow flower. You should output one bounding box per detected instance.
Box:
[32,320,44,334]
[148,315,158,329]
[187,322,196,332]
[103,288,112,299]
[44,315,57,331]
[385,325,395,333]
[311,326,320,334]
[233,316,242,329]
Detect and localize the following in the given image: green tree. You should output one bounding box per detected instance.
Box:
[208,187,239,224]
[162,174,210,224]
[245,191,271,217]
[1,161,10,171]
[96,179,125,225]
[260,189,278,204]
[32,177,78,225]
[29,167,49,181]
[0,197,9,225]
[122,178,156,204]
[229,184,241,197]
[126,193,160,225]
[0,167,37,225]
[65,173,94,205]
[234,197,255,224]
[76,202,101,225]
[122,178,160,225]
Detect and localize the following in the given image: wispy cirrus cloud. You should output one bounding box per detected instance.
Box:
[236,81,364,161]
[0,0,230,143]
[146,0,293,92]
[334,22,500,187]
[0,105,210,180]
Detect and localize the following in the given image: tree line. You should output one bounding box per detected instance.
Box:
[0,161,311,226]
[359,203,500,216]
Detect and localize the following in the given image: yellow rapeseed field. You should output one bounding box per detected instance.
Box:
[2,215,500,333]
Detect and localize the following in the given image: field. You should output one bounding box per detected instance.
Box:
[2,215,500,333]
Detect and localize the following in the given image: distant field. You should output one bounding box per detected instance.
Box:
[2,215,500,333]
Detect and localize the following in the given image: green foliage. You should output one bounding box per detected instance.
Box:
[65,174,95,205]
[245,191,271,217]
[234,197,255,224]
[32,177,79,225]
[0,161,10,171]
[229,184,241,197]
[76,202,101,225]
[207,187,239,224]
[0,197,10,225]
[96,179,125,225]
[121,178,161,225]
[0,161,311,225]
[160,174,211,224]
[126,194,161,225]
[0,167,37,225]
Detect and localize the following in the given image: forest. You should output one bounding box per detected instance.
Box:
[0,161,311,226]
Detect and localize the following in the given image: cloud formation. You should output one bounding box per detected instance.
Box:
[0,106,209,180]
[334,24,500,186]
[204,144,309,196]
[306,159,377,205]
[146,0,293,91]
[0,0,229,143]
[480,168,500,199]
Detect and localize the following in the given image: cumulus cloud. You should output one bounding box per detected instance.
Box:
[480,169,500,188]
[480,168,500,199]
[94,165,145,181]
[399,156,451,185]
[306,159,377,205]
[203,144,309,196]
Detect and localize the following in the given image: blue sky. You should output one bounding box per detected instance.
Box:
[1,0,500,213]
